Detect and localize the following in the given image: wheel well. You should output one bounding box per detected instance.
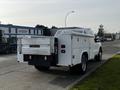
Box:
[82,52,88,60]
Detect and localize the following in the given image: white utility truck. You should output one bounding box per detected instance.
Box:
[17,27,102,74]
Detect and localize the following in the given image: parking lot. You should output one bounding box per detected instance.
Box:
[0,40,119,90]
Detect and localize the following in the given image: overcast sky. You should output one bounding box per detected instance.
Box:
[0,0,120,33]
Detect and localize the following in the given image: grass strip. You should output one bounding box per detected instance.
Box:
[71,55,120,90]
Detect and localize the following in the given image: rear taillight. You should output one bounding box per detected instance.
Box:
[61,44,66,53]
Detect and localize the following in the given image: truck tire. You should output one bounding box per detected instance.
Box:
[70,54,87,74]
[34,65,49,71]
[96,49,102,61]
[80,54,87,74]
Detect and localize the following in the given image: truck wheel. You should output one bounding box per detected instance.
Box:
[70,55,87,74]
[80,55,87,74]
[96,50,102,61]
[34,65,49,71]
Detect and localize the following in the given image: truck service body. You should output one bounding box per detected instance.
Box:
[17,27,102,73]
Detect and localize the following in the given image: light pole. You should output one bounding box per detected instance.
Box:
[65,11,75,27]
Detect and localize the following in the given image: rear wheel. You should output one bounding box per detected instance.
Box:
[80,55,87,74]
[34,65,49,71]
[70,54,87,74]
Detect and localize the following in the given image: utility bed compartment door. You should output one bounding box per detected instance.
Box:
[21,37,54,55]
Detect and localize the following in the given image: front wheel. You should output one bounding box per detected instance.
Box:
[96,50,102,61]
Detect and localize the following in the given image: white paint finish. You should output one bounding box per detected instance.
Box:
[22,38,51,45]
[57,35,72,66]
[89,37,95,59]
[17,27,101,67]
[72,49,81,65]
[71,36,89,65]
[17,36,55,58]
[89,37,101,59]
[71,36,81,65]
[55,28,101,66]
[22,48,51,55]
[72,36,81,49]
[17,54,24,62]
[17,38,24,62]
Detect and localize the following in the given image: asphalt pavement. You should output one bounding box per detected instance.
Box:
[0,40,119,90]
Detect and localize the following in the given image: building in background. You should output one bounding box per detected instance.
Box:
[0,24,42,38]
[115,32,120,40]
[104,33,115,41]
[0,24,42,53]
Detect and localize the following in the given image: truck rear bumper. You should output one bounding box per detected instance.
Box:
[24,54,58,67]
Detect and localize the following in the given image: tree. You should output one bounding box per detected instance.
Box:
[97,24,104,37]
[51,26,58,29]
[35,24,51,36]
[35,25,47,29]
